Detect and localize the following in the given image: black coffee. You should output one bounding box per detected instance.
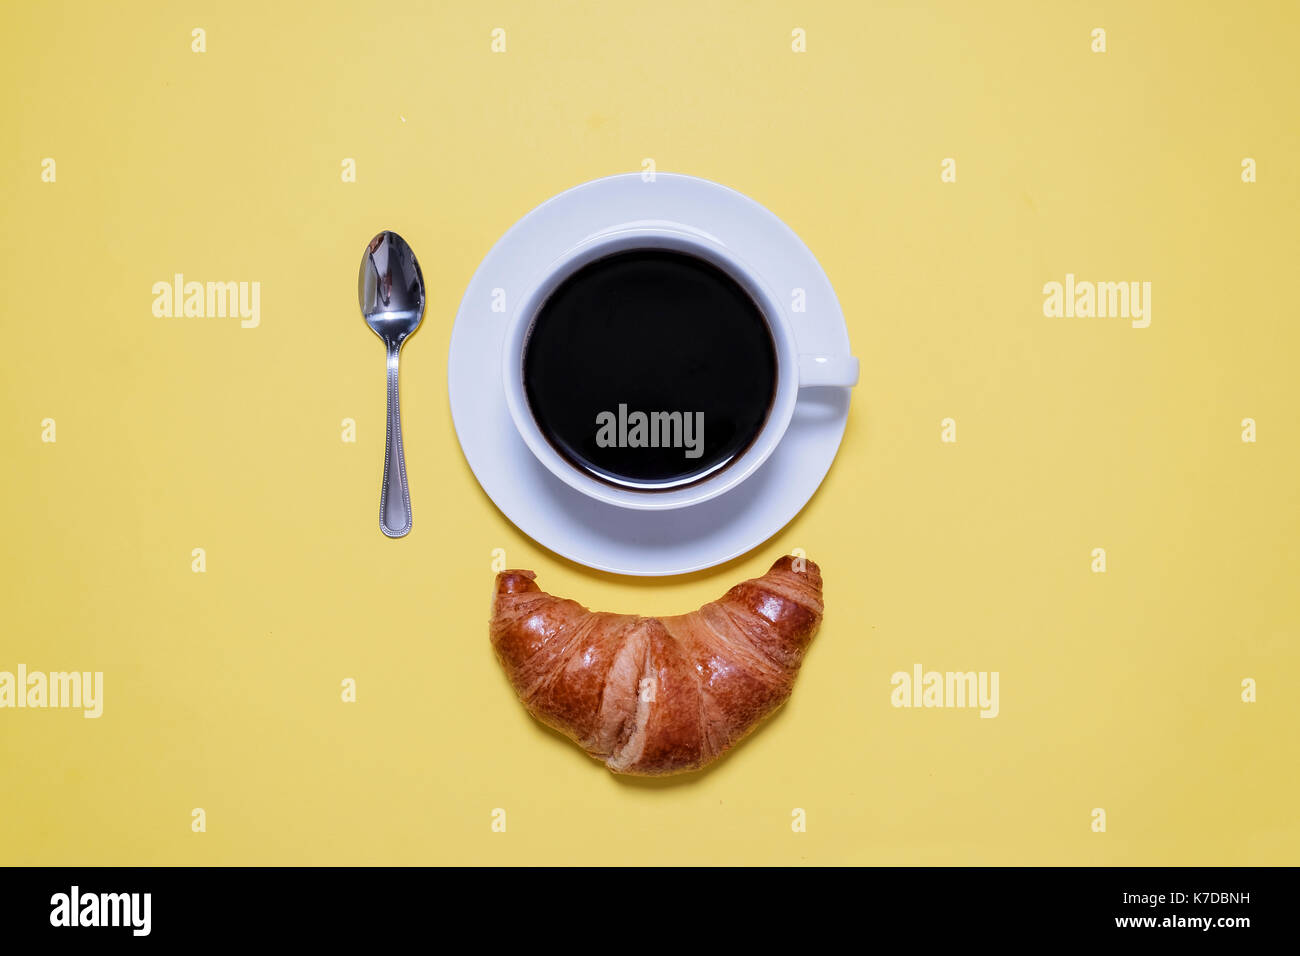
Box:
[522,249,777,490]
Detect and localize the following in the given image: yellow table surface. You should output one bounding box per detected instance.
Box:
[2,0,1296,865]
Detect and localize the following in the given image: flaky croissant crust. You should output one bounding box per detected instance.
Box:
[490,556,824,776]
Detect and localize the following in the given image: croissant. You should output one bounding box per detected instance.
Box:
[489,555,823,775]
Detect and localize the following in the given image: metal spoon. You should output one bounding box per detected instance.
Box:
[358,231,425,537]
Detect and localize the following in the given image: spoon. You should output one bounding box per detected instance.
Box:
[358,230,425,537]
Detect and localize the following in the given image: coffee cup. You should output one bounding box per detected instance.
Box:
[502,224,858,511]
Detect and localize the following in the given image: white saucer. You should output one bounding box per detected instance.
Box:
[447,173,854,576]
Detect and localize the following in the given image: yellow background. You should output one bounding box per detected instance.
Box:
[2,0,1297,865]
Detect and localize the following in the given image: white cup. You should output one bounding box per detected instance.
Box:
[502,224,858,511]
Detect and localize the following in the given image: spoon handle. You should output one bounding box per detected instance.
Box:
[379,342,412,537]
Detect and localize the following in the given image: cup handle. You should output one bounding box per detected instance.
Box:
[798,354,860,387]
